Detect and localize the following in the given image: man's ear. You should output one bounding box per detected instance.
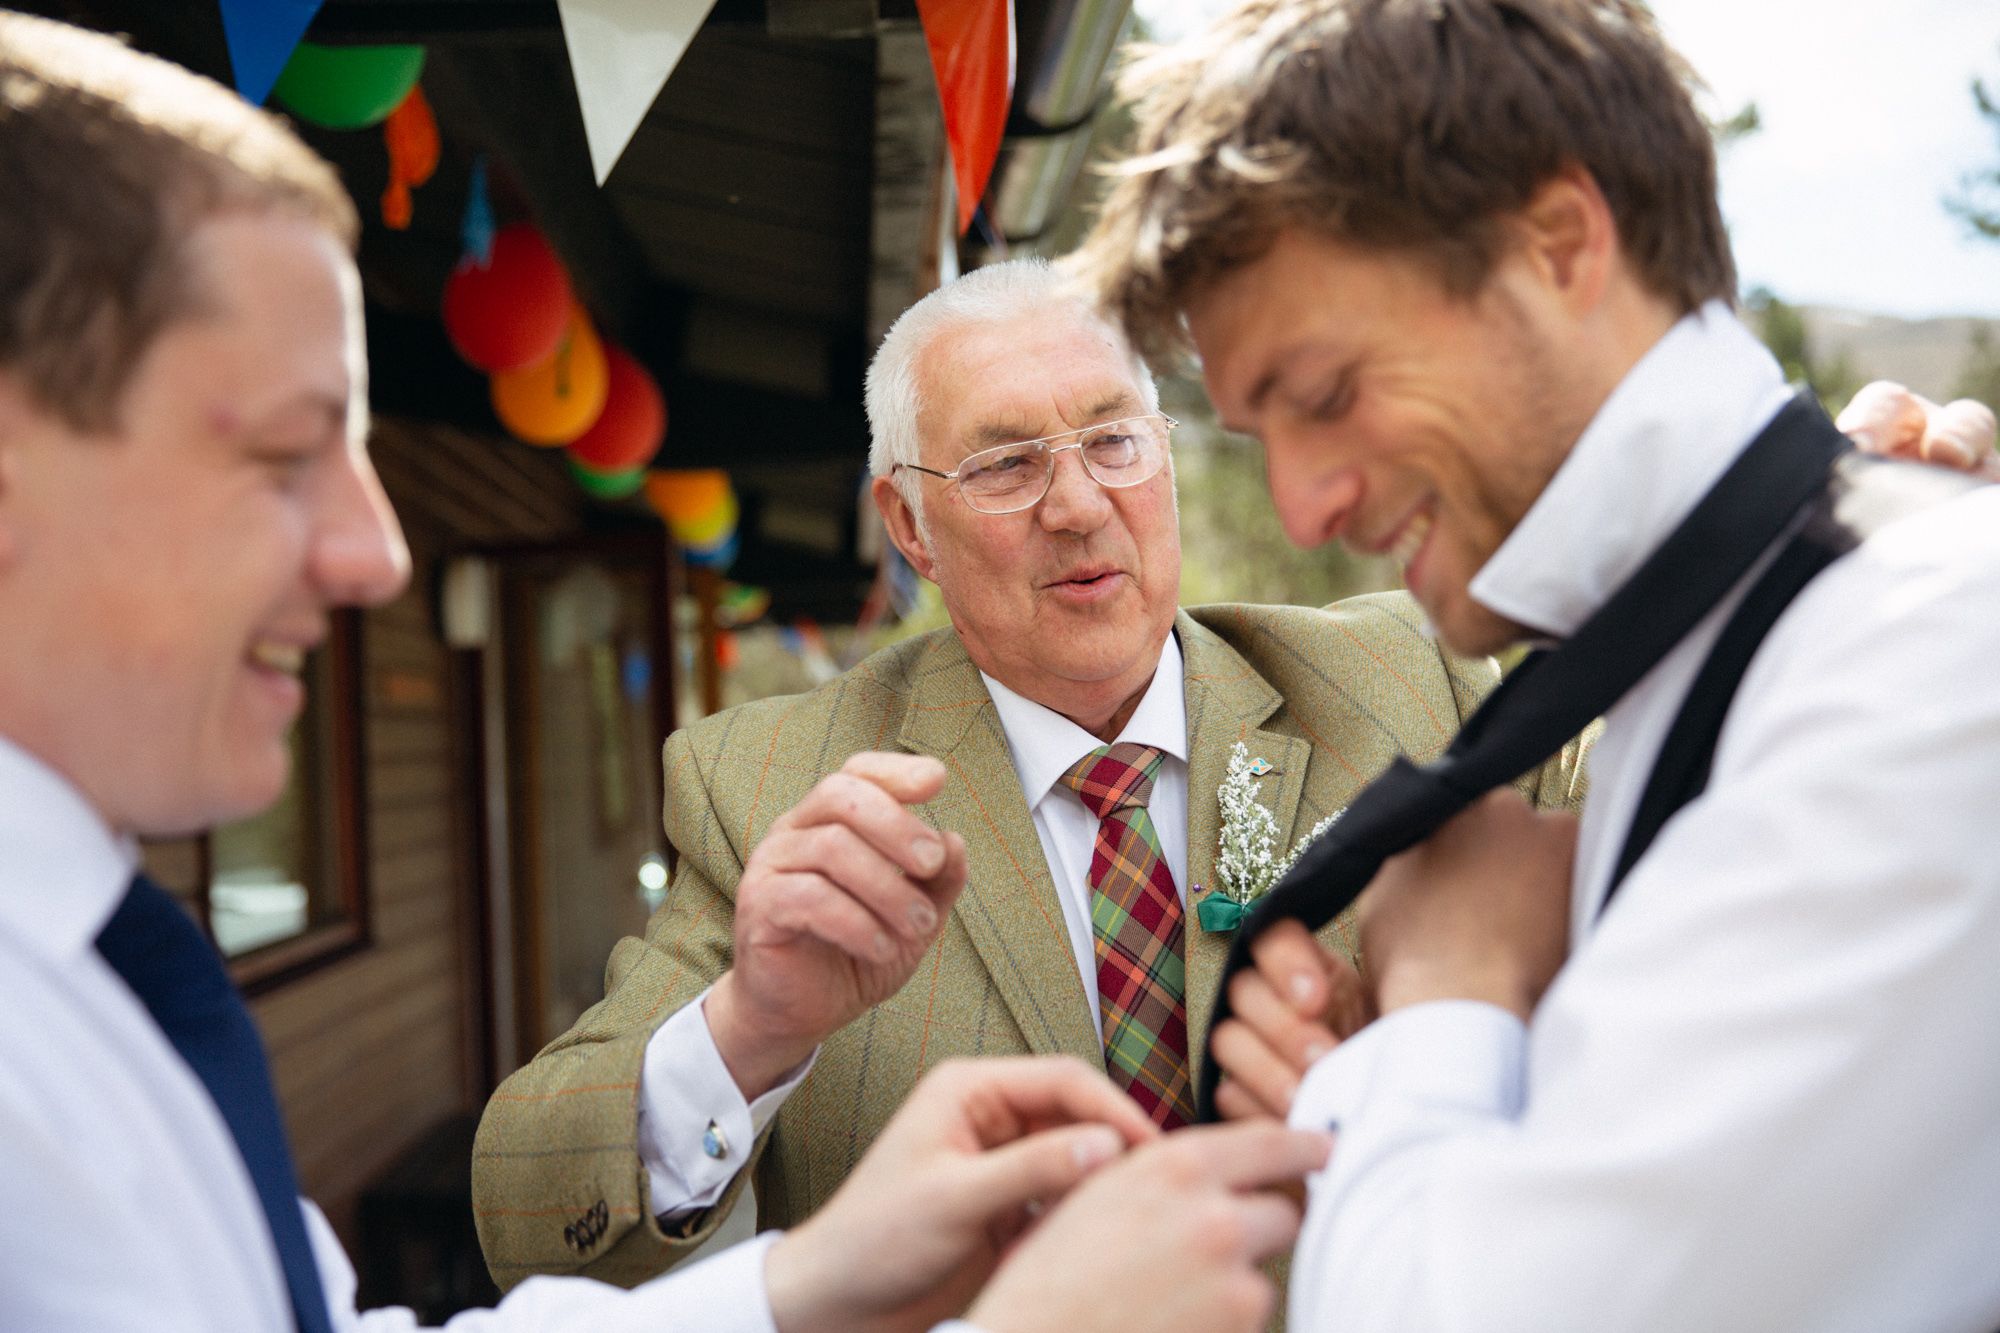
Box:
[1512,164,1616,315]
[870,475,938,581]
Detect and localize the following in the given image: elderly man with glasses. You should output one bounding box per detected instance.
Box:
[472,258,1587,1294]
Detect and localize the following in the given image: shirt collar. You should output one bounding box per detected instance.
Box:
[981,631,1189,810]
[1469,301,1796,639]
[0,733,138,960]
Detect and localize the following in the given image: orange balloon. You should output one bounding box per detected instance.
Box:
[490,306,609,446]
[643,469,731,524]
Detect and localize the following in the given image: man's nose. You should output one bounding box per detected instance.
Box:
[1266,434,1364,551]
[312,447,412,608]
[1036,445,1112,534]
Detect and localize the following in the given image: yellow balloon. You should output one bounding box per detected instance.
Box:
[491,305,609,445]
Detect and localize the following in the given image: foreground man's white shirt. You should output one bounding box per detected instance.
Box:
[0,734,779,1332]
[1286,304,2000,1332]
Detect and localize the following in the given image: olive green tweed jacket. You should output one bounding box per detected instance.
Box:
[472,592,1587,1290]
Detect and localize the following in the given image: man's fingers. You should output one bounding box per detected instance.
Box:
[933,1056,1159,1151]
[1248,918,1335,1016]
[1209,1019,1298,1118]
[1226,1191,1307,1265]
[1164,1120,1333,1194]
[1926,398,1997,469]
[759,870,907,965]
[783,764,951,880]
[953,1122,1128,1222]
[1213,1076,1281,1124]
[841,750,951,803]
[1837,380,1926,456]
[760,823,944,942]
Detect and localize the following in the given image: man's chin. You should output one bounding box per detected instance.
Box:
[1421,594,1526,659]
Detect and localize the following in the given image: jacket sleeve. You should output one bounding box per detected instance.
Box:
[471,726,775,1291]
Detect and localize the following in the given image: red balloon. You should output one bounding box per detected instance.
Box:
[567,345,666,473]
[441,224,573,372]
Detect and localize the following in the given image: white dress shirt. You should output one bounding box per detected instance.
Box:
[1286,303,2000,1332]
[637,636,1190,1214]
[0,734,782,1332]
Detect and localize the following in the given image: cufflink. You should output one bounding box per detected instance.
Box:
[702,1118,729,1160]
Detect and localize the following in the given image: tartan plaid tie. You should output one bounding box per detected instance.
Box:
[1060,743,1195,1129]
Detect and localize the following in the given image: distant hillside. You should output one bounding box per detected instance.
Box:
[1796,307,1996,403]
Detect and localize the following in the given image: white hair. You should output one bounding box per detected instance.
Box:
[865,257,1159,535]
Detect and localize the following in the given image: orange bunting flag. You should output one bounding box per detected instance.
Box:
[380,84,440,230]
[915,0,1015,234]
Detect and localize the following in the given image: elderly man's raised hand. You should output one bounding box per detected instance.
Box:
[765,1056,1158,1333]
[1840,381,1997,477]
[705,751,967,1099]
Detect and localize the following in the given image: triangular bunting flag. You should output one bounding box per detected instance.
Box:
[218,0,325,106]
[556,0,720,185]
[915,0,1015,234]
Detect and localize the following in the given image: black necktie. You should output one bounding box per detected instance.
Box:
[96,874,334,1333]
[1196,391,1848,1122]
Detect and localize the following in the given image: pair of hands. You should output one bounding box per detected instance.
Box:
[1212,382,1999,1121]
[765,1055,1330,1333]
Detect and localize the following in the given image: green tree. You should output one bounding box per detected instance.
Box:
[1947,46,2000,241]
[1743,286,1860,411]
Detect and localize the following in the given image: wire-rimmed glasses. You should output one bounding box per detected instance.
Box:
[894,413,1178,515]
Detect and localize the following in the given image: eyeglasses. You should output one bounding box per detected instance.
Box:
[894,413,1178,515]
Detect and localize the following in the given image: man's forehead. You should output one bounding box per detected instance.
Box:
[921,311,1147,449]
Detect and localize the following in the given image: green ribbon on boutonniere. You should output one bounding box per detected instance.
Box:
[1205,741,1344,934]
[1195,891,1248,933]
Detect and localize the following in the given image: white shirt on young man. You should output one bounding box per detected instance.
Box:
[1285,303,2000,1332]
[0,734,782,1333]
[636,635,1189,1215]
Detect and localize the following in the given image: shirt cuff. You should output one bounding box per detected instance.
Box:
[636,987,817,1219]
[1289,999,1528,1137]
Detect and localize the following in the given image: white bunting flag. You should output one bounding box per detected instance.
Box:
[557,0,720,185]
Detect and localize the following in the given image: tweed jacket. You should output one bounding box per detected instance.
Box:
[473,593,1587,1290]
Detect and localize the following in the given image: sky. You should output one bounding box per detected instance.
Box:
[1130,0,2000,319]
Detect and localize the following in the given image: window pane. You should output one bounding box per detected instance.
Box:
[210,654,345,958]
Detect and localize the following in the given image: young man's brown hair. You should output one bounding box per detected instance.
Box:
[0,12,357,431]
[1072,0,1735,362]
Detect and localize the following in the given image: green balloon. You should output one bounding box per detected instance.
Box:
[568,458,647,500]
[273,42,426,130]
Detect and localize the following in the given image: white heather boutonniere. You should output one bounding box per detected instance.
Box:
[1199,742,1343,933]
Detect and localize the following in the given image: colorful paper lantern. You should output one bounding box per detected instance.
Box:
[442,224,574,373]
[643,469,731,525]
[567,457,647,500]
[567,346,666,473]
[272,42,426,131]
[490,306,609,446]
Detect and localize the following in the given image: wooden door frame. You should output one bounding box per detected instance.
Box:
[451,523,677,1083]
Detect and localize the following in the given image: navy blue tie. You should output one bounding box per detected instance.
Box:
[96,874,334,1333]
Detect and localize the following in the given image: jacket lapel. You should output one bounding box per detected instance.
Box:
[898,634,1101,1061]
[1177,611,1312,1060]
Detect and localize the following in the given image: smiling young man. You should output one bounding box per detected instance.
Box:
[473,257,1588,1289]
[1072,0,2000,1328]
